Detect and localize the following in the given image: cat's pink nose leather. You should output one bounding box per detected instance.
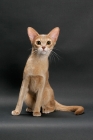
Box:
[42,46,46,50]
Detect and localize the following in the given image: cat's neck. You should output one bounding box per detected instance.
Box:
[29,50,49,71]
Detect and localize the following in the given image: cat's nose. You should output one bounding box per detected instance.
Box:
[42,46,46,50]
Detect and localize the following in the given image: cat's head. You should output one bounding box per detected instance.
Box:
[27,27,60,56]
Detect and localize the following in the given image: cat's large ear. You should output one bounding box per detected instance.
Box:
[27,27,39,43]
[48,27,60,42]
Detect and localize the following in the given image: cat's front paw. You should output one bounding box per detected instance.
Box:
[11,110,20,116]
[33,112,41,117]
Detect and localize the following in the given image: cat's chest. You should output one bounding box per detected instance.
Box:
[29,76,41,93]
[24,58,48,77]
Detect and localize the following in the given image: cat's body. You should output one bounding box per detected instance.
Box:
[12,27,84,116]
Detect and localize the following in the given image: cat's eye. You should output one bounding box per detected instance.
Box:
[47,41,51,45]
[36,41,41,45]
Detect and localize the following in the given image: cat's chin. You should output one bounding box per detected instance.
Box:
[40,51,48,55]
[42,51,47,55]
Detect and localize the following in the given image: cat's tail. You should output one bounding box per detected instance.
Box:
[55,100,84,115]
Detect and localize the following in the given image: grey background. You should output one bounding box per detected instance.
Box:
[0,0,93,140]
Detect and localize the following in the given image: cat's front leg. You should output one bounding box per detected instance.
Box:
[33,76,45,117]
[11,77,30,116]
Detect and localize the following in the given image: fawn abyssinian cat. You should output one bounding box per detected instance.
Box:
[12,27,84,117]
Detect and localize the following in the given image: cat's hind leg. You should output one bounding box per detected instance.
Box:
[42,86,55,114]
[42,100,55,114]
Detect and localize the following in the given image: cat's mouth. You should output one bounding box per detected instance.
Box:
[38,48,50,55]
[41,50,47,54]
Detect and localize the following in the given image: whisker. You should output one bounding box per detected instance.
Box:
[32,49,38,55]
[51,52,56,63]
[49,52,52,63]
[49,51,55,63]
[52,50,62,61]
[52,52,59,63]
[53,48,62,59]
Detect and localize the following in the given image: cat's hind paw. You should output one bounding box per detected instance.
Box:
[26,108,32,112]
[11,110,20,116]
[42,108,54,114]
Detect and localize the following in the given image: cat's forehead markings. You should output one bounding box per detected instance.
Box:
[36,35,46,40]
[40,34,47,38]
[40,34,50,40]
[36,35,49,42]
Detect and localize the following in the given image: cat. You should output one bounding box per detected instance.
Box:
[11,27,84,117]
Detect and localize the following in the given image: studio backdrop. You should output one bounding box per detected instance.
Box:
[0,1,93,140]
[0,0,93,88]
